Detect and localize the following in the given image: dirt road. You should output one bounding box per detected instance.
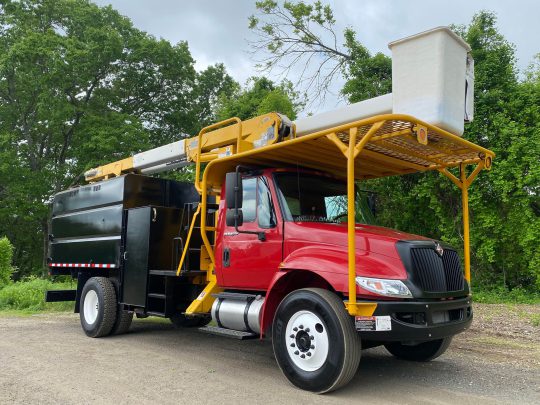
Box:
[1,306,539,404]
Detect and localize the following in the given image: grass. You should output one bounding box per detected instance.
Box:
[0,278,75,312]
[472,286,540,304]
[471,336,540,350]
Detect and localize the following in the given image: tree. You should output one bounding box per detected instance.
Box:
[190,63,238,131]
[368,12,540,289]
[216,76,301,121]
[0,0,235,276]
[0,236,14,288]
[249,5,540,290]
[248,0,390,103]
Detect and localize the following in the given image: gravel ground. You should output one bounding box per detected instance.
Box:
[0,303,538,404]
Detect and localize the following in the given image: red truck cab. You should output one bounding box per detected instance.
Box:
[214,168,471,381]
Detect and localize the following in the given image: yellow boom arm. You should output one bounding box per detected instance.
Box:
[84,113,294,182]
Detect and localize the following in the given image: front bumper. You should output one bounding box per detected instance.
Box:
[355,296,473,342]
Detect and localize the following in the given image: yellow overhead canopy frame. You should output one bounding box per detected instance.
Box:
[81,111,495,318]
[192,113,495,317]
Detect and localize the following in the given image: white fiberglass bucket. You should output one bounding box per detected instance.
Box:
[389,26,474,135]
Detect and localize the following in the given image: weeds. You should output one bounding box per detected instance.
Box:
[473,286,540,304]
[0,278,74,311]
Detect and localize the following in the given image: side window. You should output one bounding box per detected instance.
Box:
[242,177,257,222]
[258,178,276,228]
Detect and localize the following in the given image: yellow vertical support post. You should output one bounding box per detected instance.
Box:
[347,127,358,311]
[460,164,471,284]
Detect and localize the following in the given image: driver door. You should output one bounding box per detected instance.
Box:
[219,175,283,290]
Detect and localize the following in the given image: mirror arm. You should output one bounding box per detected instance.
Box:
[234,219,266,241]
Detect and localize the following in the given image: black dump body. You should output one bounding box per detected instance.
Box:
[47,174,206,315]
[49,174,198,269]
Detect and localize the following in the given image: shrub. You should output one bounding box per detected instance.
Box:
[0,277,75,311]
[473,285,540,304]
[0,236,14,288]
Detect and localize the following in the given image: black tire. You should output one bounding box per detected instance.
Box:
[169,313,211,328]
[384,337,452,362]
[272,288,361,394]
[79,277,117,338]
[111,307,133,335]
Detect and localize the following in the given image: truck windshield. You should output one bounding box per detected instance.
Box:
[274,172,376,224]
[272,172,347,223]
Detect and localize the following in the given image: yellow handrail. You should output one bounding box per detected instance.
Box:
[194,117,242,193]
[176,204,201,276]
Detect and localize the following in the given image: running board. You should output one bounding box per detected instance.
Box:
[198,325,257,340]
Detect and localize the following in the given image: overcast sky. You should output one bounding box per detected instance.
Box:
[92,0,539,115]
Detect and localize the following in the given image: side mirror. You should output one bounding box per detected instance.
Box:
[224,168,266,242]
[226,208,243,227]
[225,172,243,209]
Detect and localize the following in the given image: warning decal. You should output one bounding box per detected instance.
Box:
[355,316,392,331]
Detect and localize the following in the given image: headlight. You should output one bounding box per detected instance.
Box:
[356,276,413,298]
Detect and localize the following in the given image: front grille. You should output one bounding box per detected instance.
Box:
[442,250,465,291]
[410,248,464,293]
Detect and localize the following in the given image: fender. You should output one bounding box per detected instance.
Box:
[260,269,334,338]
[259,245,407,336]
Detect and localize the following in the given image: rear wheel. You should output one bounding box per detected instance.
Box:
[272,288,361,393]
[384,337,452,361]
[80,277,117,338]
[111,307,133,335]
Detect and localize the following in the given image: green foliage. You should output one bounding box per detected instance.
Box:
[0,236,14,288]
[473,286,540,305]
[216,77,301,121]
[363,11,540,291]
[249,4,539,291]
[0,277,74,311]
[249,1,391,101]
[0,0,236,276]
[341,31,392,102]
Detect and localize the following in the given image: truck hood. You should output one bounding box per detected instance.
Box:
[285,221,430,255]
[282,221,432,285]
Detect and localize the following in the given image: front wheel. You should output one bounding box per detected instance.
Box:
[272,288,361,393]
[384,337,452,362]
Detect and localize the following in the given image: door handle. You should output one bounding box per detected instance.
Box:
[223,248,230,267]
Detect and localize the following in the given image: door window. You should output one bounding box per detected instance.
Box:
[239,176,276,227]
[258,177,276,228]
[242,177,257,222]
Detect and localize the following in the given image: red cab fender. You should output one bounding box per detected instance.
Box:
[260,268,336,338]
[259,245,407,337]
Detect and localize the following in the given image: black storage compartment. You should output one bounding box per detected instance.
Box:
[122,206,183,307]
[48,174,198,268]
